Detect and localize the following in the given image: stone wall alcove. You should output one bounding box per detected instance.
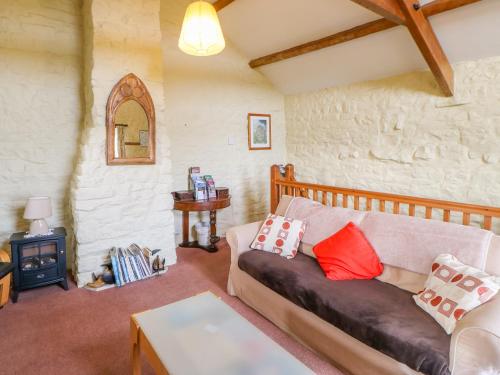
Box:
[71,0,176,286]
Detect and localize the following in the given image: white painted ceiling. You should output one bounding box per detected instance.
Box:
[217,0,500,94]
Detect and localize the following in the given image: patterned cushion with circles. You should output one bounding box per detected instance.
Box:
[414,253,500,334]
[250,214,306,259]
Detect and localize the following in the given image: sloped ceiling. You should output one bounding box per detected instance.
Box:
[217,0,500,94]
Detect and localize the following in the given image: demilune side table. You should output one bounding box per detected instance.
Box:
[173,197,231,253]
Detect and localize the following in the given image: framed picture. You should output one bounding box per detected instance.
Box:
[248,113,271,150]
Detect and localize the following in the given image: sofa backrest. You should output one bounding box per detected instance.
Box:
[487,236,500,276]
[278,196,500,291]
[359,211,493,275]
[285,197,366,249]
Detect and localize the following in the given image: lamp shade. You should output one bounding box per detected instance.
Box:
[23,197,52,220]
[178,1,225,57]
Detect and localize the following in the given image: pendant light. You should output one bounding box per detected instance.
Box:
[178,1,226,57]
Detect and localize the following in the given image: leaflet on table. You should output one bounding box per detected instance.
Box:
[194,177,207,200]
[189,167,217,201]
[204,175,217,199]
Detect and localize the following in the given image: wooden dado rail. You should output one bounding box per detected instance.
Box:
[270,164,500,232]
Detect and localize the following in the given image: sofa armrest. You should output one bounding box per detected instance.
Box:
[226,221,262,296]
[226,221,262,266]
[450,295,500,374]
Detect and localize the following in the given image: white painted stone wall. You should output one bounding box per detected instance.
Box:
[0,0,82,251]
[4,0,498,280]
[286,57,500,231]
[71,0,176,286]
[160,0,287,242]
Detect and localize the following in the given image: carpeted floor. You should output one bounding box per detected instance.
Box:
[0,240,343,375]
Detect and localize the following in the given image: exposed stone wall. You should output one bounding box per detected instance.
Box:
[0,0,82,251]
[4,0,498,280]
[71,0,176,286]
[286,57,500,230]
[160,0,287,241]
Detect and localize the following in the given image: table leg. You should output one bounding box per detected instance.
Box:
[11,288,18,303]
[12,268,19,303]
[208,210,220,252]
[60,278,69,291]
[181,210,189,246]
[131,317,141,375]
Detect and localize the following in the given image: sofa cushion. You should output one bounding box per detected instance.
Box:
[313,222,384,280]
[238,250,451,375]
[250,214,306,259]
[377,264,427,293]
[414,253,500,334]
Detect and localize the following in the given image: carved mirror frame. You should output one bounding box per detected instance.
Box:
[106,73,156,165]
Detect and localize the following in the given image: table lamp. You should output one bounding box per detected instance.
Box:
[23,197,52,235]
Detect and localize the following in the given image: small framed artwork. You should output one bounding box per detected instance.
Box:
[248,113,271,150]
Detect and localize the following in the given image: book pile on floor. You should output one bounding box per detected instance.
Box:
[110,244,156,287]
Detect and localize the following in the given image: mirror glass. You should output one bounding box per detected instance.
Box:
[113,100,149,159]
[106,73,155,165]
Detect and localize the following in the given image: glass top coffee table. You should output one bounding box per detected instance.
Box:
[130,292,314,375]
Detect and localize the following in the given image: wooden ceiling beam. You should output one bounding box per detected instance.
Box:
[249,19,395,68]
[213,0,235,12]
[249,0,480,69]
[423,0,480,15]
[350,0,406,24]
[398,0,454,96]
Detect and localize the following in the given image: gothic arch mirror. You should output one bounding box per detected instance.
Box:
[106,73,155,165]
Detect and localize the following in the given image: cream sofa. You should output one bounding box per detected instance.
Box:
[226,196,500,375]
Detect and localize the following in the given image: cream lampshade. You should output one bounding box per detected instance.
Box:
[178,1,225,56]
[23,197,52,235]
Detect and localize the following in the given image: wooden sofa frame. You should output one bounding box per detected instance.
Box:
[270,164,500,233]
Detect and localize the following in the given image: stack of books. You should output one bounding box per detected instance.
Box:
[109,244,154,287]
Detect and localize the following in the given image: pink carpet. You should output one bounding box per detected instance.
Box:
[0,241,343,375]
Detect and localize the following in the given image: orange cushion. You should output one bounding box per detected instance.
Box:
[313,222,384,280]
